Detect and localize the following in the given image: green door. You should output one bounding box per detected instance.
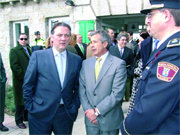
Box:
[79,20,95,44]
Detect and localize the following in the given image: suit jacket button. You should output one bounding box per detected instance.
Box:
[94,94,96,96]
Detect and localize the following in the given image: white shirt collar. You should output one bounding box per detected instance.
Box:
[52,47,67,57]
[117,45,124,52]
[96,51,109,65]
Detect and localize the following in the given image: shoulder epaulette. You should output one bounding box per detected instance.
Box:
[167,38,180,47]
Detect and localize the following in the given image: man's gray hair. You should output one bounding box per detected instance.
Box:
[91,30,111,49]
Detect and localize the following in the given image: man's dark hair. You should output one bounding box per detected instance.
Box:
[88,30,94,33]
[18,33,27,38]
[51,22,71,35]
[168,9,180,26]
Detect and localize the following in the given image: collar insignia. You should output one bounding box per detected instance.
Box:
[167,38,180,47]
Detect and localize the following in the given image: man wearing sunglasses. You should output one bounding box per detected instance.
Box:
[9,33,31,129]
[121,0,180,134]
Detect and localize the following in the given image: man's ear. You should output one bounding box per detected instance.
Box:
[163,9,172,23]
[103,41,108,48]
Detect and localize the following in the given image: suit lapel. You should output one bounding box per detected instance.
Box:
[62,51,73,90]
[114,46,121,58]
[122,47,127,59]
[48,48,62,87]
[90,57,96,86]
[17,45,30,59]
[75,44,83,56]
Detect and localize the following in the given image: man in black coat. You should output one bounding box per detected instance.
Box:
[75,34,87,60]
[109,32,134,101]
[0,52,8,132]
[9,33,31,129]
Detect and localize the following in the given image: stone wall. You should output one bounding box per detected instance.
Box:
[0,0,150,85]
[0,0,75,85]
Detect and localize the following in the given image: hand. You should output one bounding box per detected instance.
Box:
[91,119,98,125]
[85,109,97,124]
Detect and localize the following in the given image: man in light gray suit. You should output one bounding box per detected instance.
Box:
[79,30,127,135]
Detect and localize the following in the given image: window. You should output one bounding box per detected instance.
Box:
[48,17,71,36]
[13,21,29,47]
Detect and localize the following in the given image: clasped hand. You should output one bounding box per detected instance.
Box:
[85,109,98,125]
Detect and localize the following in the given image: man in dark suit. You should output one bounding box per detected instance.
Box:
[23,22,82,135]
[140,36,152,69]
[140,16,153,69]
[75,34,87,60]
[140,16,159,70]
[9,33,31,129]
[79,30,126,135]
[109,32,134,101]
[107,28,117,46]
[0,52,9,132]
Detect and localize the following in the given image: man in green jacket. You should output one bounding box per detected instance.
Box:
[9,33,31,129]
[0,52,8,132]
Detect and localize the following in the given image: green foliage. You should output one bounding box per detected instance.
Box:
[5,85,15,115]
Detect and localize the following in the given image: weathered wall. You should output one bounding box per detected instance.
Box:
[0,0,150,85]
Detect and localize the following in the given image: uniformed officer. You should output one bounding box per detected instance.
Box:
[31,31,45,52]
[121,0,180,134]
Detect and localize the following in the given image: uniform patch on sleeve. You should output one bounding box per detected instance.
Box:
[167,38,180,47]
[157,62,179,82]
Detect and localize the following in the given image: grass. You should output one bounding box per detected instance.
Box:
[5,85,15,116]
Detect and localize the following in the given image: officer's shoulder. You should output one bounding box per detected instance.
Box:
[167,38,180,48]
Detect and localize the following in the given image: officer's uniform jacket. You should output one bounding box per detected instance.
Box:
[31,38,45,52]
[121,31,180,134]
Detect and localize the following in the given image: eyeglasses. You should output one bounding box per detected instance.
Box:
[20,38,28,41]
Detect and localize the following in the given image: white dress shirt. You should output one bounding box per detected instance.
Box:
[52,47,67,86]
[52,47,67,104]
[95,51,109,69]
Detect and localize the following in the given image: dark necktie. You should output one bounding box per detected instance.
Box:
[120,48,123,57]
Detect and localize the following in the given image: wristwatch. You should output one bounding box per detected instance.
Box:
[94,109,99,116]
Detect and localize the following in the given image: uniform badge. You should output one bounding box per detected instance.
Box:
[157,62,179,82]
[167,38,180,47]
